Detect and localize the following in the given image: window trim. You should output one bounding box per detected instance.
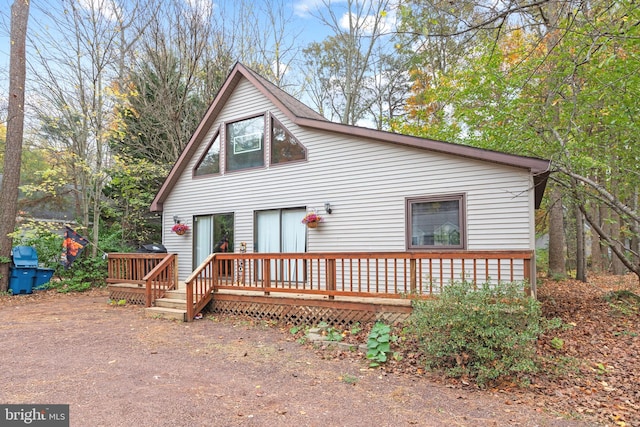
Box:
[406,194,466,250]
[192,127,221,178]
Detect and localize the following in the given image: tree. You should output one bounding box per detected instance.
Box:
[28,0,152,256]
[548,186,566,278]
[0,0,29,292]
[302,0,405,127]
[394,0,480,133]
[103,156,168,245]
[110,0,235,165]
[394,0,640,281]
[366,51,412,130]
[222,0,304,91]
[0,123,6,168]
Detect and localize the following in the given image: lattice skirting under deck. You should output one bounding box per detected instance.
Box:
[108,287,147,305]
[209,299,410,328]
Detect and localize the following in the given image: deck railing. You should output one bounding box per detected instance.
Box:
[185,253,217,321]
[185,250,535,321]
[107,253,179,306]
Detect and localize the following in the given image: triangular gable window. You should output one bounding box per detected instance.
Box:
[271,116,306,165]
[194,130,221,176]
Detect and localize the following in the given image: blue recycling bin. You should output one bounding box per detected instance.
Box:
[8,246,39,295]
[34,268,55,290]
[12,245,39,267]
[9,267,36,294]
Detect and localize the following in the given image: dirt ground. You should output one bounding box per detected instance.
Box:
[0,276,636,427]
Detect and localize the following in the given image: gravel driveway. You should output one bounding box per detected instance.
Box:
[0,290,594,427]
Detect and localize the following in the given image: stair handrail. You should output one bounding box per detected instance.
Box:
[185,253,217,321]
[143,253,178,307]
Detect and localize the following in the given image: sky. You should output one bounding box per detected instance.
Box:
[0,0,399,130]
[0,0,383,88]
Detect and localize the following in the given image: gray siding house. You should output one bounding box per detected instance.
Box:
[151,63,550,282]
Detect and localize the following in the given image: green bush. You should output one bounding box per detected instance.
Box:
[535,247,549,273]
[409,281,555,386]
[49,255,107,293]
[96,223,137,253]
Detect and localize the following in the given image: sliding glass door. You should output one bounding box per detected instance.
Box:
[193,213,234,270]
[256,208,306,281]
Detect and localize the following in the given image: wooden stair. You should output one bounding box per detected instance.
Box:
[145,286,191,321]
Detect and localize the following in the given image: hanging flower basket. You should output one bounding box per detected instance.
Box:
[171,223,189,235]
[302,212,322,229]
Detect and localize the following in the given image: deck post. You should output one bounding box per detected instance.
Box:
[145,276,152,308]
[263,259,271,295]
[173,254,179,290]
[410,258,417,294]
[186,279,194,321]
[327,258,336,300]
[523,252,535,297]
[212,255,218,288]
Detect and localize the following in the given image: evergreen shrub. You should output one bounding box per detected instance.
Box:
[409,281,556,386]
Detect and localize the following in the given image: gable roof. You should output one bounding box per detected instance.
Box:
[151,62,550,212]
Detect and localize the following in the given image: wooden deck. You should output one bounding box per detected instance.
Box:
[108,280,412,324]
[107,250,535,323]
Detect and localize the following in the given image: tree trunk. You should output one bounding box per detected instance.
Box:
[610,210,627,275]
[0,0,30,292]
[631,189,639,270]
[590,202,603,272]
[548,185,566,278]
[575,203,586,282]
[601,204,612,272]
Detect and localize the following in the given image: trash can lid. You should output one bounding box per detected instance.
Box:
[12,246,38,267]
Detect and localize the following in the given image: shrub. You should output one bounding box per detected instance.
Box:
[97,223,137,253]
[535,248,549,273]
[409,281,554,386]
[49,255,107,293]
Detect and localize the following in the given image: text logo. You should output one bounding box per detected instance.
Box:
[1,405,69,427]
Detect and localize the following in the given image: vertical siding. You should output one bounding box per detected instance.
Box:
[163,78,537,279]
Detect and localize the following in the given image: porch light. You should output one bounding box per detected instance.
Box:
[324,202,332,214]
[173,215,181,224]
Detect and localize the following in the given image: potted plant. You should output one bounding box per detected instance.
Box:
[171,223,190,235]
[301,212,322,229]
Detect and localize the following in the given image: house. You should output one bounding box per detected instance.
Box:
[150,63,550,288]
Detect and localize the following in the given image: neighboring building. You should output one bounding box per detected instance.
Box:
[151,63,550,281]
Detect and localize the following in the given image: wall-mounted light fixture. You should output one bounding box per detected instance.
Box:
[173,215,181,224]
[324,202,332,214]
